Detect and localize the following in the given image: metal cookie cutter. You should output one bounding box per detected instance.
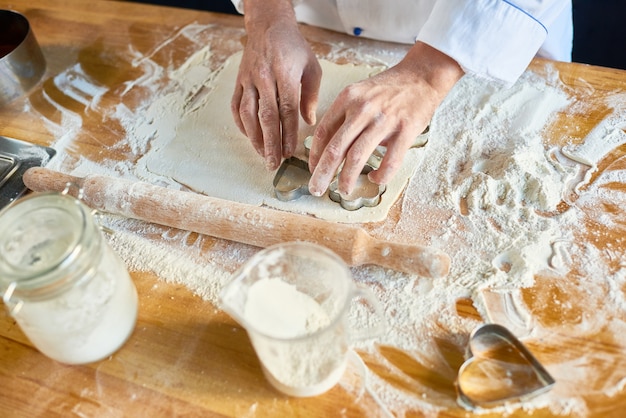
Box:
[272,157,311,201]
[455,323,555,409]
[304,136,386,210]
[328,168,386,211]
[276,128,429,208]
[329,125,429,210]
[0,10,46,107]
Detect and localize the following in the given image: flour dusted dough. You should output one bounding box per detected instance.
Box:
[140,51,422,223]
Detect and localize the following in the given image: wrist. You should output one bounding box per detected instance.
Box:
[401,41,464,97]
[243,0,297,30]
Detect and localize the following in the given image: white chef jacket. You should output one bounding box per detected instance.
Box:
[231,0,572,85]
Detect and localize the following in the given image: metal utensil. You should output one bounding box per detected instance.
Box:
[272,157,311,201]
[0,10,46,106]
[0,135,55,207]
[328,168,386,211]
[456,323,555,409]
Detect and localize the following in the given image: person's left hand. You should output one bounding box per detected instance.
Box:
[307,41,464,196]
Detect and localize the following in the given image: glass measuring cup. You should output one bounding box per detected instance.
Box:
[220,241,385,397]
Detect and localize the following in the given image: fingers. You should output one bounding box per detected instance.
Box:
[230,84,245,135]
[300,61,322,126]
[308,85,384,197]
[337,125,385,195]
[276,83,300,160]
[308,100,420,197]
[232,75,287,170]
[308,136,348,197]
[367,130,415,185]
[309,120,403,197]
[231,84,264,156]
[256,84,282,170]
[307,102,348,196]
[232,61,321,171]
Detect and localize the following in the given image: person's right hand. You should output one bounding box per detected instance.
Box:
[231,0,322,171]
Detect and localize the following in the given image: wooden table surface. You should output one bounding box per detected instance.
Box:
[1,1,625,417]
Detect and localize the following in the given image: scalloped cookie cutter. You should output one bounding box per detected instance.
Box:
[455,323,555,409]
[273,127,429,210]
[304,136,387,210]
[273,153,384,210]
[328,165,387,211]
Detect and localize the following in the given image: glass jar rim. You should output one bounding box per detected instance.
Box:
[0,191,96,298]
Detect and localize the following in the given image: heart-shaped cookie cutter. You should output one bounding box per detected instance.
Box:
[272,156,311,201]
[456,323,555,409]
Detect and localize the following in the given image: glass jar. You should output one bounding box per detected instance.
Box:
[0,191,138,364]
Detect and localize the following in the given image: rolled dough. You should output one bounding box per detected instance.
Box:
[138,51,423,223]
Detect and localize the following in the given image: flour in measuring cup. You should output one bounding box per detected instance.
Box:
[242,277,347,395]
[243,278,330,338]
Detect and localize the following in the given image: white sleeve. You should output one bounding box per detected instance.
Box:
[230,0,244,14]
[229,0,304,15]
[417,0,569,85]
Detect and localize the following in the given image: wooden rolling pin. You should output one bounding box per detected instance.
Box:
[23,167,450,278]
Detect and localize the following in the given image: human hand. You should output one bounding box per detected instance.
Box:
[307,42,464,196]
[231,0,322,171]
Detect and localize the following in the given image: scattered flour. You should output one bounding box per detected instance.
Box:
[32,22,626,418]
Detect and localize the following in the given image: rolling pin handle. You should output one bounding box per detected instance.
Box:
[23,167,83,195]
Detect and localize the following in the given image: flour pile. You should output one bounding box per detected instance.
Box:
[405,69,576,292]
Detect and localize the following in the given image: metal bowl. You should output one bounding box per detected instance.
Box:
[0,10,46,107]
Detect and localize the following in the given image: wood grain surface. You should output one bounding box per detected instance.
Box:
[0,1,625,417]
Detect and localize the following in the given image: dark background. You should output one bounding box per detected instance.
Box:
[130,0,626,70]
